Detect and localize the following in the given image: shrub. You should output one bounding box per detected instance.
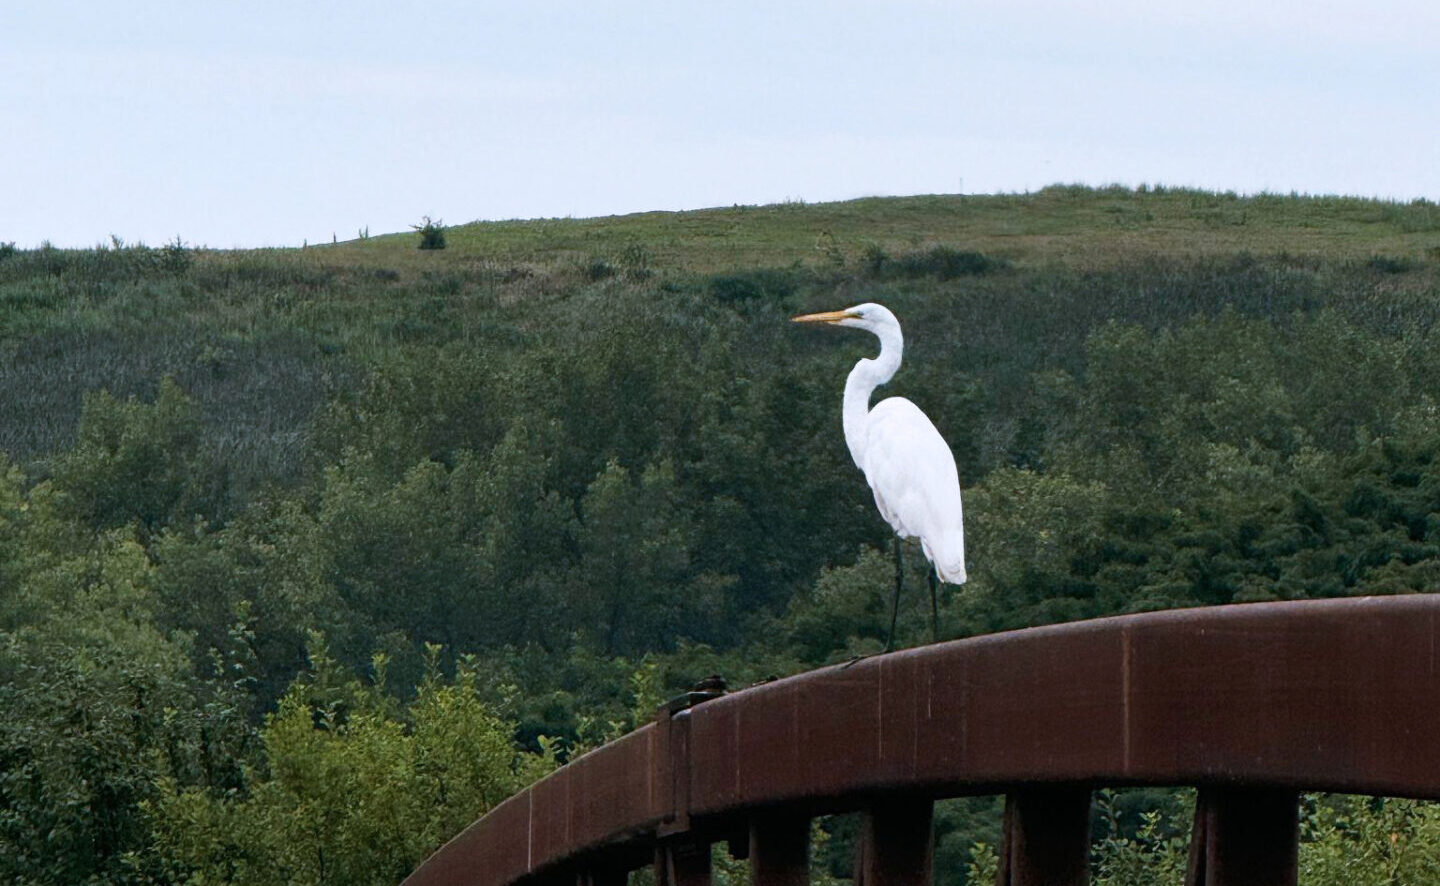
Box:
[160,237,193,274]
[584,257,616,281]
[706,268,799,303]
[412,217,447,250]
[890,245,1004,280]
[1365,254,1414,274]
[619,244,652,282]
[860,242,890,276]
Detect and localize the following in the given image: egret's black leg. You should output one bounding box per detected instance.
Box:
[886,536,903,652]
[929,569,939,644]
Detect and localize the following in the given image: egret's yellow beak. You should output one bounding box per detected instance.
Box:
[791,309,857,324]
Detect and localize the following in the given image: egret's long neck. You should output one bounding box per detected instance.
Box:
[841,322,903,469]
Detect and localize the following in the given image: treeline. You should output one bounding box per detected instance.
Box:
[1,226,1439,883]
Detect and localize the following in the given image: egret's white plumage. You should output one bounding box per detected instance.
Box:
[793,302,967,585]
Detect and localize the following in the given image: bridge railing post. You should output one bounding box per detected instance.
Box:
[749,811,810,886]
[855,797,934,886]
[1185,787,1298,886]
[655,840,712,886]
[576,867,627,886]
[997,787,1092,886]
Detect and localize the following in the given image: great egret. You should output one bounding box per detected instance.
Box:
[792,302,966,648]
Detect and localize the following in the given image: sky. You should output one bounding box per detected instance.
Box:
[4,0,1437,249]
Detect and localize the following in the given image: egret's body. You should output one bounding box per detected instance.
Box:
[851,398,968,584]
[793,302,967,644]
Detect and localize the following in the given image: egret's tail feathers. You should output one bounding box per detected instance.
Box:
[925,530,968,585]
[937,561,968,585]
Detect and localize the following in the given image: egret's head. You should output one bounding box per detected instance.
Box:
[790,302,898,332]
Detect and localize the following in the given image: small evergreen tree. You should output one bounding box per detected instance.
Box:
[412,216,447,250]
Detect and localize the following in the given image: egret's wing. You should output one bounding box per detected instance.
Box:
[862,397,967,582]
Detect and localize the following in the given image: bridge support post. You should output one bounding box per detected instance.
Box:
[749,812,809,886]
[855,797,934,886]
[1185,788,1298,886]
[997,787,1092,886]
[576,868,627,886]
[655,840,712,886]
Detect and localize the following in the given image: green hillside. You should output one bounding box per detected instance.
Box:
[3,186,1440,884]
[331,186,1440,271]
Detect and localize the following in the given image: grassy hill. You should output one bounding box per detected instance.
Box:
[4,185,1437,479]
[325,185,1440,272]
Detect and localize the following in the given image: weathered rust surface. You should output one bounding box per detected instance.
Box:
[855,797,934,886]
[403,596,1440,886]
[686,595,1440,813]
[654,840,712,886]
[576,869,627,886]
[1185,788,1299,886]
[997,788,1092,886]
[748,812,809,886]
[403,723,667,886]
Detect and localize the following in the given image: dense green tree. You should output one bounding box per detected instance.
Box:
[149,641,553,886]
[571,458,726,656]
[47,378,229,536]
[0,532,251,885]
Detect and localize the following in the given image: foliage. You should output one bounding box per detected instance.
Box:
[47,377,229,535]
[883,245,1005,280]
[148,639,554,886]
[161,237,194,274]
[1,190,1439,882]
[1092,789,1192,885]
[573,458,724,655]
[707,268,800,303]
[412,216,447,250]
[1299,795,1440,884]
[0,532,251,886]
[932,796,1005,885]
[964,842,999,884]
[960,792,1440,886]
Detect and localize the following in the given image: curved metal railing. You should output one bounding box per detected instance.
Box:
[404,595,1440,886]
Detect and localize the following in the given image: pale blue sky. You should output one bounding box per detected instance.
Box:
[5,0,1436,248]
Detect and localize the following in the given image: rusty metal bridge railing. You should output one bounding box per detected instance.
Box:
[403,595,1440,886]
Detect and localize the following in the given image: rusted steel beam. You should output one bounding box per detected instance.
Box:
[749,812,809,886]
[686,596,1440,818]
[996,787,1091,886]
[405,596,1440,886]
[855,797,934,886]
[1185,788,1298,886]
[401,723,668,886]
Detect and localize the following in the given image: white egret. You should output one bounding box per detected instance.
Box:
[792,303,966,648]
